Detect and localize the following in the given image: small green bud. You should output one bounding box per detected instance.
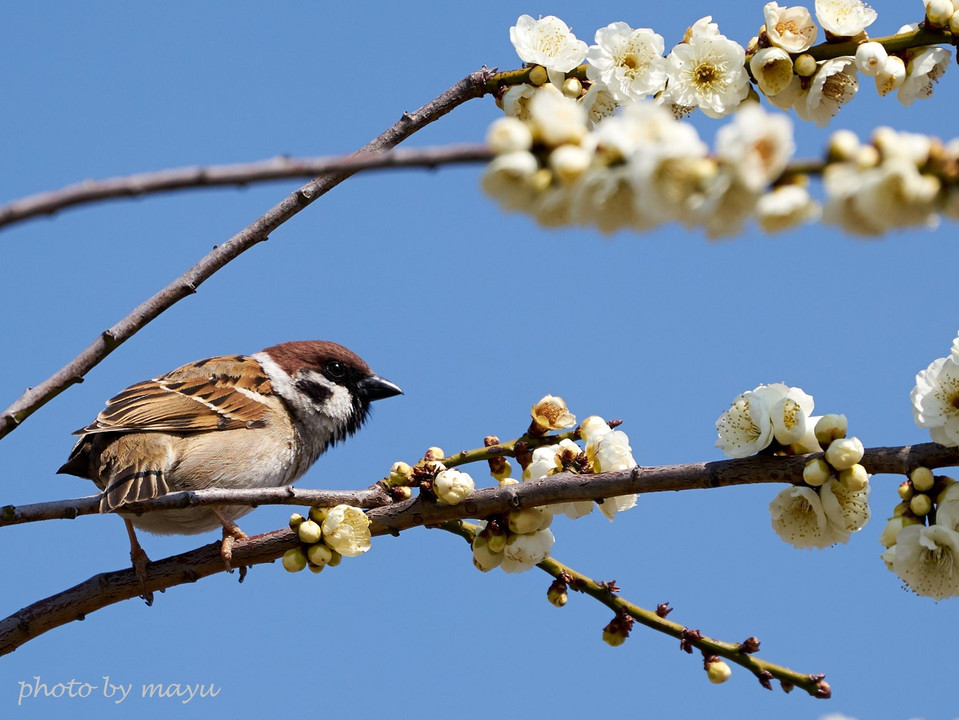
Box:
[307,543,334,567]
[289,513,305,531]
[706,658,732,684]
[602,626,627,647]
[898,481,915,502]
[910,493,933,517]
[388,461,413,487]
[561,77,583,98]
[803,458,831,487]
[814,414,847,446]
[282,547,308,573]
[309,506,328,524]
[298,519,322,544]
[910,467,935,493]
[794,53,817,77]
[839,464,869,492]
[308,563,324,574]
[547,579,568,607]
[326,549,343,567]
[528,65,548,85]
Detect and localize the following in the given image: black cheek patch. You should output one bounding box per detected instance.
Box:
[295,377,332,406]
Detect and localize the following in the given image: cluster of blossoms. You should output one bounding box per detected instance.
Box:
[282,504,371,574]
[880,467,959,600]
[486,6,959,237]
[471,398,639,574]
[912,330,959,446]
[715,383,871,548]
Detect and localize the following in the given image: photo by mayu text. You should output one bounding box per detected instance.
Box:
[15,676,221,705]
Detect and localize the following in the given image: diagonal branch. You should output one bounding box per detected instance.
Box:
[0,145,491,232]
[0,69,494,443]
[4,442,957,527]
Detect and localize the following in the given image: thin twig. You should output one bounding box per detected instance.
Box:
[0,145,491,231]
[441,520,830,698]
[0,69,493,442]
[4,442,956,528]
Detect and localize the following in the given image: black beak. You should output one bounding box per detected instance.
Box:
[358,374,403,402]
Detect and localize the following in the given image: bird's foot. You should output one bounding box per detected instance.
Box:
[125,519,154,605]
[213,509,248,574]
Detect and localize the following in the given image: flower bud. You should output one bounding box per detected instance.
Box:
[388,461,414,487]
[937,477,959,504]
[602,625,627,647]
[326,549,343,567]
[854,41,887,76]
[814,414,848,446]
[839,464,869,492]
[486,117,534,155]
[308,563,325,574]
[794,54,817,77]
[392,486,413,500]
[487,529,508,554]
[910,467,935,493]
[309,506,328,524]
[910,492,933,516]
[827,131,860,163]
[282,547,308,573]
[892,501,910,517]
[434,468,475,505]
[951,10,959,34]
[824,436,864,471]
[898,481,915,502]
[706,658,732,684]
[875,55,906,97]
[925,0,955,26]
[289,513,305,531]
[297,519,322,544]
[509,507,547,534]
[528,65,548,85]
[307,542,334,567]
[561,77,583,98]
[549,145,591,184]
[424,447,445,462]
[803,458,832,487]
[547,579,569,607]
[491,459,513,482]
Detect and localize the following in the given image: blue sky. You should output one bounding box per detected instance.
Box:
[0,1,956,718]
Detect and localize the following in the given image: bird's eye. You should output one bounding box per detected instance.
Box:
[324,360,347,380]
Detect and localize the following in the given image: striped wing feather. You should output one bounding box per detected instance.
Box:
[77,354,274,435]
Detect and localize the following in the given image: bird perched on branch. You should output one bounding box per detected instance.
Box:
[58,340,402,603]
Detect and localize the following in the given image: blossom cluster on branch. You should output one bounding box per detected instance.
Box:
[483,2,959,237]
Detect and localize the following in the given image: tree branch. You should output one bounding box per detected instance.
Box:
[0,145,491,232]
[4,442,957,528]
[0,68,494,442]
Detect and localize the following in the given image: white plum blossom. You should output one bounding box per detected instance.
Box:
[579,81,619,124]
[321,504,372,557]
[502,83,538,120]
[824,436,864,470]
[769,485,847,548]
[715,104,795,192]
[814,0,877,37]
[892,524,959,600]
[820,478,871,537]
[510,15,588,87]
[581,417,638,519]
[872,127,932,165]
[662,17,750,118]
[763,384,815,445]
[750,47,796,97]
[797,56,858,127]
[586,23,667,104]
[875,55,906,97]
[756,184,821,233]
[898,46,951,106]
[716,389,775,458]
[912,335,959,446]
[763,2,818,53]
[501,528,555,573]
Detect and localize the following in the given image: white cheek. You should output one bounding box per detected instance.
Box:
[320,383,354,425]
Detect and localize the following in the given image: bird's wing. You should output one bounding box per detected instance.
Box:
[76,354,275,435]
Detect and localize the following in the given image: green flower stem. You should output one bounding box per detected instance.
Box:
[442,520,830,699]
[439,429,579,469]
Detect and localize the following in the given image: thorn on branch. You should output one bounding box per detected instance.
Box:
[656,602,672,618]
[757,670,774,691]
[739,636,761,653]
[598,580,620,593]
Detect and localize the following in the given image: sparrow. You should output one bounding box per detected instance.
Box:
[58,340,402,600]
